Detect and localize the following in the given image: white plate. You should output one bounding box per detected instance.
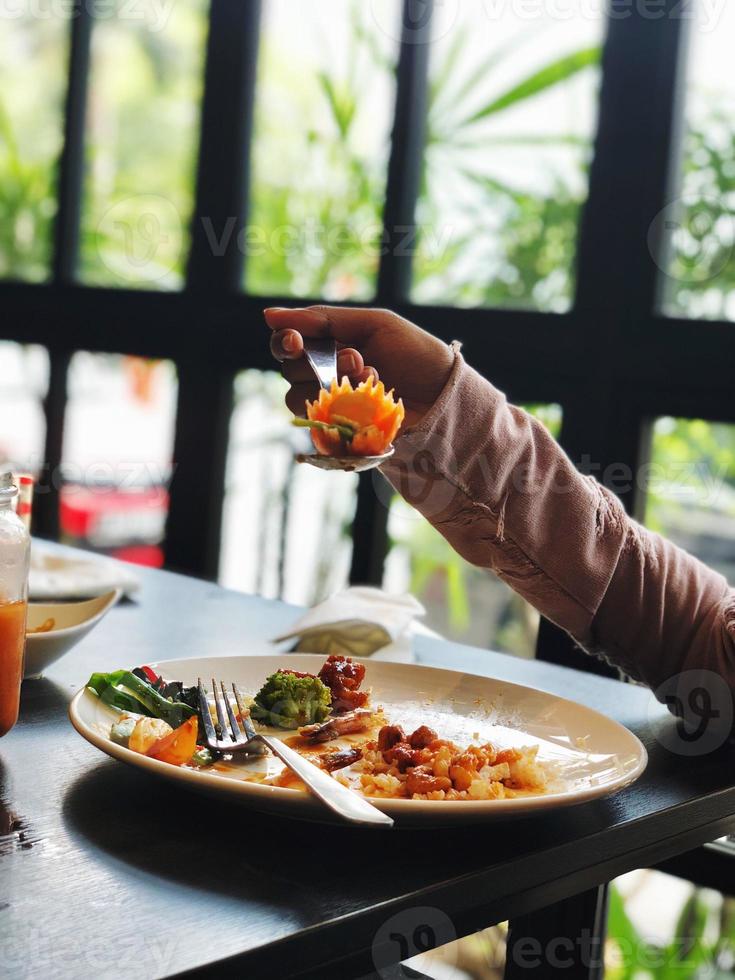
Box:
[25,590,123,679]
[69,654,647,825]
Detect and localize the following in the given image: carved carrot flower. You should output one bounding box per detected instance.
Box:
[294,376,405,457]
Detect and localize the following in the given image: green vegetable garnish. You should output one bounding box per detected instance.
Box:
[189,747,215,767]
[86,670,196,729]
[251,669,332,729]
[292,418,355,441]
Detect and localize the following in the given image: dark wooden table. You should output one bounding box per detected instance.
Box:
[2,562,735,980]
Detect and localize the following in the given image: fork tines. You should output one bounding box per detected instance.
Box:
[197,678,264,754]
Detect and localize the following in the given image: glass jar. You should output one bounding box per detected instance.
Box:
[0,473,31,737]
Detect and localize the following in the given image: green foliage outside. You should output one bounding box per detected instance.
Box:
[647,418,735,533]
[0,16,67,280]
[78,0,206,288]
[415,34,597,310]
[665,112,735,321]
[1,6,735,630]
[2,12,735,972]
[245,2,393,300]
[607,882,735,980]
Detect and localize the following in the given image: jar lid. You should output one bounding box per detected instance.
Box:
[0,472,18,500]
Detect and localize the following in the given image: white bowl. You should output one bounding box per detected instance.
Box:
[24,589,122,679]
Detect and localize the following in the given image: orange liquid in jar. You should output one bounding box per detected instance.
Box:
[0,600,27,736]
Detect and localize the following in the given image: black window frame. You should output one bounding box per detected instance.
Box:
[2,0,731,673]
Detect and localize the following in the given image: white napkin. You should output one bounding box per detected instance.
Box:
[272,586,428,663]
[29,540,141,601]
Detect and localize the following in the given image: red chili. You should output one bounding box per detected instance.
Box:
[139,664,160,685]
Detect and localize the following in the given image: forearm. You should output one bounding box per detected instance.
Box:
[382,346,735,699]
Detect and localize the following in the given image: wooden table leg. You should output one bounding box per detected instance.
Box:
[504,885,608,979]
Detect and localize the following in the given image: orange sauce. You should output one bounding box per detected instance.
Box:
[284,735,331,754]
[0,600,27,737]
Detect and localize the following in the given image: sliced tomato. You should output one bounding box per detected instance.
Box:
[147,716,198,766]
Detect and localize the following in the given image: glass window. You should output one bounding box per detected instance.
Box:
[383,404,562,657]
[660,2,735,320]
[61,353,177,566]
[0,343,49,475]
[645,416,735,582]
[0,12,69,281]
[412,1,602,312]
[79,0,207,289]
[219,371,357,604]
[245,0,400,300]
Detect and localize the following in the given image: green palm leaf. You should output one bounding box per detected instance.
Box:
[316,71,356,141]
[458,168,531,206]
[430,28,542,124]
[428,26,471,110]
[457,47,600,128]
[443,133,588,151]
[606,886,644,980]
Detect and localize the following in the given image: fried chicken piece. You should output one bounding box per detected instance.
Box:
[405,765,452,796]
[408,725,438,749]
[298,708,375,743]
[321,746,363,772]
[378,725,405,753]
[383,743,419,772]
[318,655,369,713]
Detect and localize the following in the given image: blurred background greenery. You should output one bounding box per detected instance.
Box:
[1,1,734,976]
[1,0,734,653]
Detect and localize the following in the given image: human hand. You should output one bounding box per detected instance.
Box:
[264,306,454,428]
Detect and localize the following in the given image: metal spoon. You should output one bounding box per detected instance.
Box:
[296,447,395,472]
[303,337,337,391]
[298,338,395,472]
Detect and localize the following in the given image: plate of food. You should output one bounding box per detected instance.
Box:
[69,654,647,825]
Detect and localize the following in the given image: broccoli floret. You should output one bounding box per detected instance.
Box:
[251,669,332,729]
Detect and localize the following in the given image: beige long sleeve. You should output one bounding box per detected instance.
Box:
[382,346,735,725]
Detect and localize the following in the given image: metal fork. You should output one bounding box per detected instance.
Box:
[303,338,337,391]
[197,679,394,828]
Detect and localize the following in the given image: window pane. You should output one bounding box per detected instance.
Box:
[383,404,562,656]
[245,0,400,300]
[660,2,735,320]
[0,13,68,281]
[219,371,357,603]
[61,353,176,566]
[645,416,735,582]
[412,2,602,312]
[0,343,49,474]
[80,0,207,289]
